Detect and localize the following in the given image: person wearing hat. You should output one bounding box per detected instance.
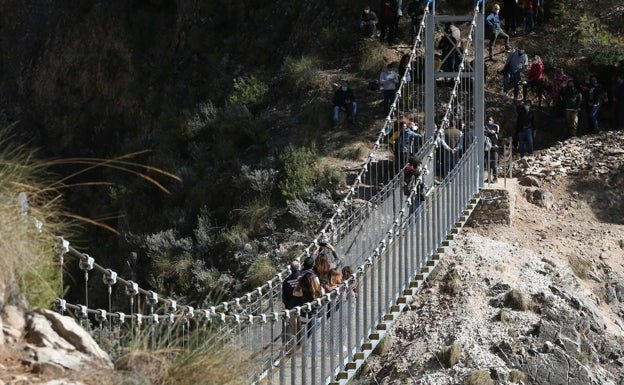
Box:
[332,79,357,127]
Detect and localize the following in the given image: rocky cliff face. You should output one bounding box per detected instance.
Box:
[362,131,624,385]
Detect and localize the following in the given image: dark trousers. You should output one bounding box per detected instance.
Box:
[523,80,544,105]
[379,16,396,44]
[489,29,510,58]
[383,89,397,115]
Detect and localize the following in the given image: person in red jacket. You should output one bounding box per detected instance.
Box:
[522,55,544,106]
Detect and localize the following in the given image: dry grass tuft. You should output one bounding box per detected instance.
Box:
[568,255,590,279]
[0,129,179,308]
[505,289,531,311]
[0,135,66,307]
[442,267,461,295]
[466,369,494,385]
[439,343,461,368]
[509,369,527,383]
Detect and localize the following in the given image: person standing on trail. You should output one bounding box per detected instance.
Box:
[502,0,518,35]
[378,0,398,45]
[516,100,535,157]
[522,55,544,106]
[380,62,400,116]
[486,4,511,62]
[502,46,528,102]
[522,0,535,35]
[484,116,501,183]
[585,75,603,133]
[561,79,583,137]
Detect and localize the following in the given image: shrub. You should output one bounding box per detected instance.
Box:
[317,163,347,198]
[235,196,271,235]
[359,39,384,77]
[194,207,217,255]
[228,75,269,111]
[246,256,276,289]
[282,55,322,96]
[466,369,494,385]
[221,225,249,250]
[439,343,461,368]
[143,229,195,293]
[239,165,277,196]
[335,142,370,161]
[278,145,319,201]
[496,309,509,323]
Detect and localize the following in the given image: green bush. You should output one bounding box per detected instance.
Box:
[318,163,347,198]
[576,17,624,66]
[228,75,269,111]
[278,145,319,201]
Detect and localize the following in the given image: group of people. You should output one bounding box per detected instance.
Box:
[359,0,429,44]
[282,243,357,345]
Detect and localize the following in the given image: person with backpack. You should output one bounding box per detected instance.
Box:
[486,4,511,62]
[516,100,535,157]
[484,116,501,183]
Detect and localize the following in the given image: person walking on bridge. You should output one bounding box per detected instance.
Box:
[282,261,304,346]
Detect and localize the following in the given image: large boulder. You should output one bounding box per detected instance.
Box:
[25,309,113,371]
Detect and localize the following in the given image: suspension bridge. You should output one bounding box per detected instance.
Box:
[49,1,491,384]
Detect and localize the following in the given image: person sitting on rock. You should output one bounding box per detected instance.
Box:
[331,79,357,127]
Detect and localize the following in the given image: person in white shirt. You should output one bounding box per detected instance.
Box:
[380,63,400,115]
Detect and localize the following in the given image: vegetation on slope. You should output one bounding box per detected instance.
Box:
[0,0,622,307]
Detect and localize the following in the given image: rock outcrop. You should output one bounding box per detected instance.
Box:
[1,305,112,382]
